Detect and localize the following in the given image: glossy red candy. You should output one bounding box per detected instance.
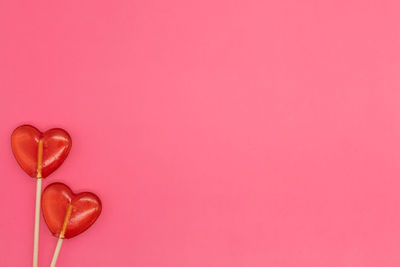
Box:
[42,183,102,239]
[11,125,72,178]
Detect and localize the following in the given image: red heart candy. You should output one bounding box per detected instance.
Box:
[11,125,72,178]
[42,183,102,239]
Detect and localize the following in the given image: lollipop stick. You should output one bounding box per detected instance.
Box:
[33,139,44,267]
[33,178,42,267]
[50,238,63,267]
[49,204,73,267]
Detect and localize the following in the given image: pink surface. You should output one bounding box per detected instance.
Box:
[1,0,400,266]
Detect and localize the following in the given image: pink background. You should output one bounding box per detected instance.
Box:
[1,0,400,266]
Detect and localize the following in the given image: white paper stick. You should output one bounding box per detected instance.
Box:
[50,238,63,267]
[33,139,44,267]
[33,178,42,267]
[49,204,73,267]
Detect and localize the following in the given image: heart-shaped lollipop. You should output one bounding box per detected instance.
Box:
[11,125,72,178]
[11,125,72,267]
[42,182,102,239]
